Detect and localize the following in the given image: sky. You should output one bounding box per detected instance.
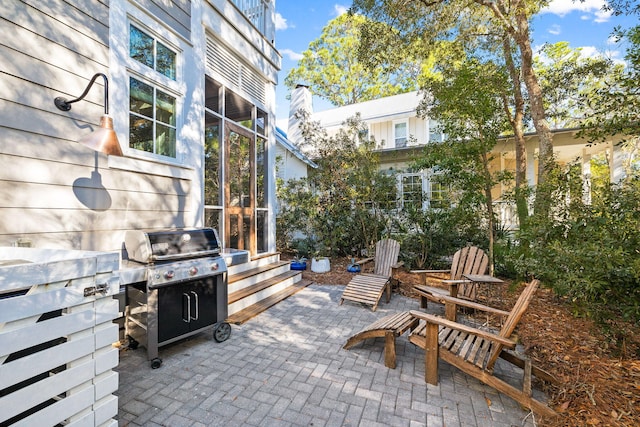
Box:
[272,0,637,132]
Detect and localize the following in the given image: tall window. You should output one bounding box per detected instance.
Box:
[204,77,270,254]
[400,174,423,209]
[394,120,408,148]
[428,119,444,143]
[128,23,179,157]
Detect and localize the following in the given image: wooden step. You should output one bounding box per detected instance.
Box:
[228,260,290,284]
[228,270,301,304]
[227,279,313,325]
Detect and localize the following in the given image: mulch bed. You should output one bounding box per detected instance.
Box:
[288,255,640,426]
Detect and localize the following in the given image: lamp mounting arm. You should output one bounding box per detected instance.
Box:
[54,73,109,115]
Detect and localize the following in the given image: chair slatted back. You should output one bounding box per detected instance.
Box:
[450,246,489,300]
[373,239,400,277]
[485,279,540,370]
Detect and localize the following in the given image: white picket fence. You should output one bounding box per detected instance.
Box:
[0,247,120,426]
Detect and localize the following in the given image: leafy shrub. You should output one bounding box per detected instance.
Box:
[513,168,640,348]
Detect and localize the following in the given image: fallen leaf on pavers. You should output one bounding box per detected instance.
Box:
[485,396,492,407]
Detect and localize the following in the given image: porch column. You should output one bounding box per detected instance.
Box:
[582,149,592,204]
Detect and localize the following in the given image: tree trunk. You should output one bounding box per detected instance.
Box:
[513,8,554,219]
[502,35,529,227]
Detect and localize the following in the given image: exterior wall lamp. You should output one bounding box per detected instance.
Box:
[54,73,123,156]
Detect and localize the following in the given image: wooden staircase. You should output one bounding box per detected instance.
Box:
[224,252,312,325]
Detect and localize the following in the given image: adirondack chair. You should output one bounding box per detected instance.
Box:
[408,279,557,418]
[411,246,489,308]
[339,239,403,311]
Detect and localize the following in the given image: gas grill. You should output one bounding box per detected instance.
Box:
[123,228,230,369]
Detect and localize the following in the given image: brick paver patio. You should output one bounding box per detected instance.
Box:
[116,284,546,426]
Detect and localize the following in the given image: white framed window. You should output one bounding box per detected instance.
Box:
[428,119,444,143]
[129,24,177,80]
[129,76,177,157]
[393,120,408,148]
[399,173,424,209]
[125,19,183,159]
[427,178,449,209]
[398,171,450,210]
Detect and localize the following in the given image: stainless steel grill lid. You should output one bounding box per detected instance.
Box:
[125,228,221,263]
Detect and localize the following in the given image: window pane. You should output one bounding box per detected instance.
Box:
[156,90,176,126]
[402,175,423,209]
[225,89,253,128]
[256,210,267,253]
[130,114,153,152]
[130,25,154,68]
[256,136,266,208]
[204,114,221,206]
[256,108,267,136]
[205,78,222,113]
[130,78,153,118]
[430,181,449,209]
[156,41,176,80]
[156,123,176,157]
[395,122,407,148]
[228,130,251,208]
[204,208,222,234]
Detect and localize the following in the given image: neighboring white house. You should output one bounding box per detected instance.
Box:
[288,86,633,229]
[275,127,317,182]
[1,0,281,257]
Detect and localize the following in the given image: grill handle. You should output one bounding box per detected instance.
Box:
[190,291,199,320]
[182,293,191,323]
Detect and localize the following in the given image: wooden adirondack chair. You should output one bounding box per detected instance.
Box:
[411,246,489,308]
[408,279,557,418]
[339,239,403,311]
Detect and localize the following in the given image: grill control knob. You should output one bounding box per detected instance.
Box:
[164,270,175,279]
[189,266,198,276]
[211,262,219,271]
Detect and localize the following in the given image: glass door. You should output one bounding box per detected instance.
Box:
[224,122,256,254]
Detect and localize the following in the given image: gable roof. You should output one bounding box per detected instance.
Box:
[275,127,318,168]
[312,91,422,127]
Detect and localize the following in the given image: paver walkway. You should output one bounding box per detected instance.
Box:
[116,284,546,426]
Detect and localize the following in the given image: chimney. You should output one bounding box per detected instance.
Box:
[288,84,313,149]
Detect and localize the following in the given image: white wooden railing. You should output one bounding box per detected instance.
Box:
[232,0,274,41]
[0,247,120,426]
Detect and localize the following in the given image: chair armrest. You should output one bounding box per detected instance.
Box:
[409,310,515,347]
[442,279,473,285]
[436,294,511,317]
[391,261,404,269]
[354,257,374,266]
[410,269,450,274]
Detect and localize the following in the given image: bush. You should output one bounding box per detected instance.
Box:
[513,169,640,349]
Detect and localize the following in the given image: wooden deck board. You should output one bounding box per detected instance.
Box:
[226,279,312,325]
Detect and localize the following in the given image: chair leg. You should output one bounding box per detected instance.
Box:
[419,295,428,309]
[424,322,439,384]
[384,331,396,369]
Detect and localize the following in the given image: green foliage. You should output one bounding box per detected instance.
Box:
[534,41,621,130]
[284,13,417,106]
[513,167,640,334]
[578,3,640,142]
[394,205,487,269]
[276,115,397,257]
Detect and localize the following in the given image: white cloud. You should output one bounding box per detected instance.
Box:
[275,12,289,31]
[548,24,561,35]
[594,8,612,23]
[280,48,304,61]
[541,0,611,22]
[334,4,349,16]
